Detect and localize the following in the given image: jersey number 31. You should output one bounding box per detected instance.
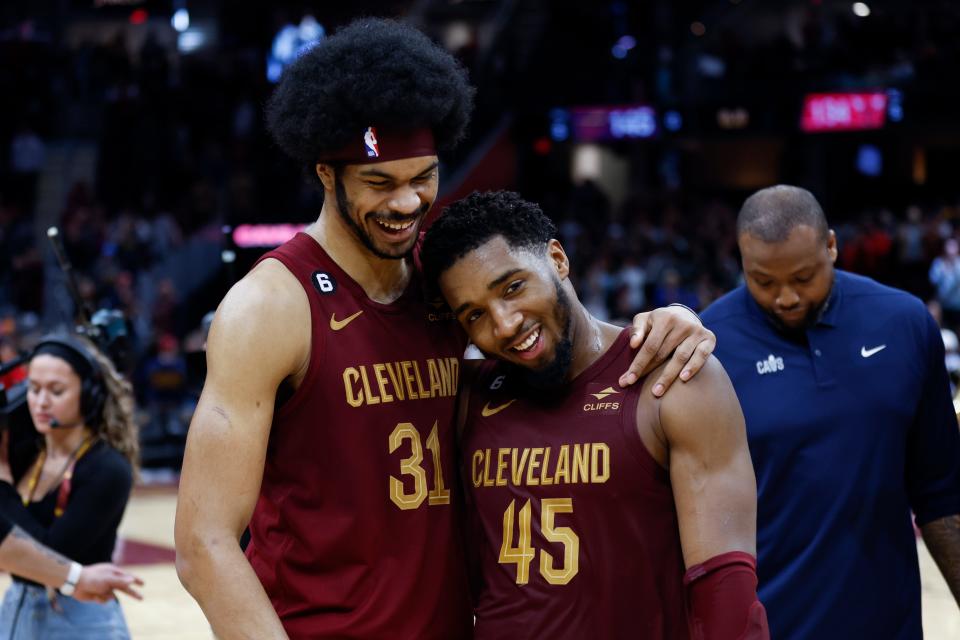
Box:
[388,421,450,510]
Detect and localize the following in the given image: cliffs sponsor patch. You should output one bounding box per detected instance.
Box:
[584,384,622,414]
[426,297,457,322]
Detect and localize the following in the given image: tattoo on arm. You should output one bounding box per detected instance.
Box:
[12,525,70,568]
[921,514,960,605]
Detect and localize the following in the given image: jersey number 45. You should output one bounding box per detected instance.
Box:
[501,498,580,586]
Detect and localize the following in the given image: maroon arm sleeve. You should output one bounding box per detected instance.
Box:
[684,551,770,640]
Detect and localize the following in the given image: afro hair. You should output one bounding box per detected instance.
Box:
[265,18,474,166]
[421,190,558,289]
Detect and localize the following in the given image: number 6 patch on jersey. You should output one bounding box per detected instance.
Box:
[312,271,338,295]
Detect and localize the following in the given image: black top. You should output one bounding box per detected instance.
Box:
[0,512,11,542]
[0,440,132,578]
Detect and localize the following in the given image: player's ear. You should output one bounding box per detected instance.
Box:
[316,163,336,192]
[546,239,570,280]
[826,229,838,264]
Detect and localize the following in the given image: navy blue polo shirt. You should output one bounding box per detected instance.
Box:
[702,270,960,640]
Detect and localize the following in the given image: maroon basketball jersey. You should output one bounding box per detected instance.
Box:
[463,329,689,640]
[244,232,472,639]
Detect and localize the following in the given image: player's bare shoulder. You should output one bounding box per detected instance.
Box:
[659,356,733,403]
[206,258,311,386]
[657,355,747,448]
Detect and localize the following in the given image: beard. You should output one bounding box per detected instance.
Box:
[765,278,834,336]
[334,173,429,260]
[498,279,575,391]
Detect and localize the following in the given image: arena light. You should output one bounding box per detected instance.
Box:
[172,8,189,32]
[549,108,570,142]
[852,2,870,17]
[233,224,308,248]
[266,16,326,83]
[664,110,683,132]
[611,34,637,59]
[178,29,205,53]
[717,107,749,130]
[856,144,882,176]
[129,8,148,24]
[800,92,887,132]
[564,105,657,141]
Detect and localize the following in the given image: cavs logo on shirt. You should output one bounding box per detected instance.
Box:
[584,385,621,413]
[364,127,380,158]
[756,354,785,375]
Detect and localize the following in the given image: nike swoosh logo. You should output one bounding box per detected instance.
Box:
[481,399,517,417]
[330,311,364,331]
[861,344,886,358]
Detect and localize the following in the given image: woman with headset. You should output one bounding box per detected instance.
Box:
[0,334,139,639]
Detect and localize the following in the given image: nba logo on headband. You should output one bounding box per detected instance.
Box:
[364,127,380,158]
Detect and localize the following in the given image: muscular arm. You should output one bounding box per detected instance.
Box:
[175,262,309,640]
[659,356,756,565]
[922,515,960,605]
[657,357,767,639]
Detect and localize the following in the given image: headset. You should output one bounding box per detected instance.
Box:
[31,334,107,429]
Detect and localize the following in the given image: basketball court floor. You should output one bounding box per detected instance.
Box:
[1,485,958,638]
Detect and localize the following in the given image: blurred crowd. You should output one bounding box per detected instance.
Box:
[551,181,960,323]
[3,11,960,470]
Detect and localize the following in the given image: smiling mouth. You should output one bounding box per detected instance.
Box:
[372,216,418,234]
[510,326,541,353]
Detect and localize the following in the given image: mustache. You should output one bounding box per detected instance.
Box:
[368,201,431,223]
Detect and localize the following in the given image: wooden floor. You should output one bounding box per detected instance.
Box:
[1,486,958,638]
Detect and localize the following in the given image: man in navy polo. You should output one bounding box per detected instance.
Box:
[702,185,960,639]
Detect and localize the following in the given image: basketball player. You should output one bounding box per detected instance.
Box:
[174,20,715,639]
[421,191,768,639]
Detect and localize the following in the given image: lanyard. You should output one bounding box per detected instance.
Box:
[22,436,97,517]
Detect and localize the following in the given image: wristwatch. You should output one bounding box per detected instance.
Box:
[59,561,82,597]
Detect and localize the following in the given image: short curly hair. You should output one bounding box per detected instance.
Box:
[421,191,558,288]
[266,18,474,166]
